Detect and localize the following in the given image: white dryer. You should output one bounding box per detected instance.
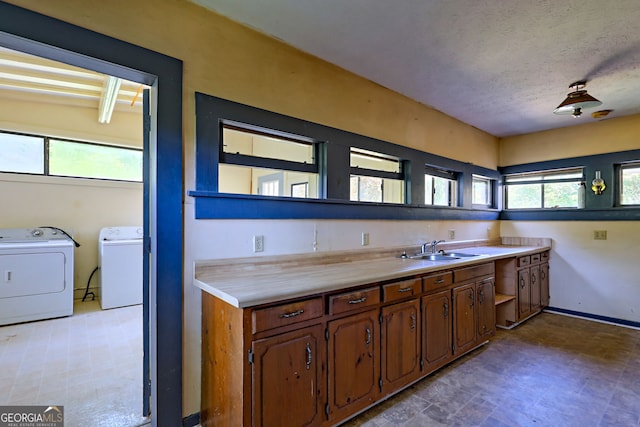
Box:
[0,227,75,325]
[99,226,143,310]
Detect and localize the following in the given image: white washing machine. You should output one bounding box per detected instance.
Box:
[99,226,143,310]
[0,227,75,325]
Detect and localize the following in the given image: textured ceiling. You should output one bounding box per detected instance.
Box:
[190,0,640,137]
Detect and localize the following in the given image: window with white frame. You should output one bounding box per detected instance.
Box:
[472,175,493,206]
[349,148,404,203]
[425,167,457,206]
[504,168,584,209]
[619,162,640,205]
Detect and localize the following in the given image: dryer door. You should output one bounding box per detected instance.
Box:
[0,252,67,299]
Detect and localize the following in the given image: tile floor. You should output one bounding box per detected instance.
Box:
[343,312,640,427]
[0,300,148,427]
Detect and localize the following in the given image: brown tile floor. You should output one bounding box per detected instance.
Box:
[342,312,640,427]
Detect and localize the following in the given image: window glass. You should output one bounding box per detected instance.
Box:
[349,175,404,203]
[0,133,44,174]
[620,165,640,205]
[505,168,583,209]
[350,148,400,173]
[223,126,314,164]
[219,164,319,198]
[425,174,457,206]
[49,139,142,181]
[472,175,492,206]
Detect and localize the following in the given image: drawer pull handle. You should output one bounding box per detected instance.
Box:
[348,297,367,305]
[280,309,304,319]
[434,279,445,284]
[365,327,371,346]
[305,342,312,370]
[398,287,413,293]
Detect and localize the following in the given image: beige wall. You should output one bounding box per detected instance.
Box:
[499,114,640,166]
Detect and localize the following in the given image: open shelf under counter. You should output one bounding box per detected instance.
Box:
[495,293,516,306]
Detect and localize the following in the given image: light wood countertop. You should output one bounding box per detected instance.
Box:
[194,242,550,309]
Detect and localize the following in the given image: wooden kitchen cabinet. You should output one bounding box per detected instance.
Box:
[252,325,326,427]
[495,250,550,328]
[328,308,380,422]
[540,261,550,307]
[453,283,477,356]
[421,289,452,373]
[517,267,532,320]
[476,277,496,341]
[453,263,495,357]
[380,299,421,394]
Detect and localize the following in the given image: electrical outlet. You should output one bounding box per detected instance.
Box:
[593,230,607,240]
[448,229,455,240]
[253,235,264,252]
[361,232,370,246]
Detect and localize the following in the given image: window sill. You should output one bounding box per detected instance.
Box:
[189,191,500,220]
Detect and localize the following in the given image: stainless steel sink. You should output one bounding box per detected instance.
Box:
[409,254,460,261]
[439,252,480,258]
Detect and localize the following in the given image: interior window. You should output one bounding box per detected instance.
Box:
[472,175,493,206]
[219,125,319,198]
[349,148,404,203]
[425,167,457,207]
[0,132,44,174]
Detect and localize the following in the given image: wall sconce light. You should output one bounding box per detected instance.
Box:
[591,171,606,195]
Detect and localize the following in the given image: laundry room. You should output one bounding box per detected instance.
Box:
[0,46,148,426]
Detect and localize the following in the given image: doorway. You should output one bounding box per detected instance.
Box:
[0,3,183,426]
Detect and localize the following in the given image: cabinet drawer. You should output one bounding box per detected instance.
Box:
[541,251,549,262]
[531,253,541,263]
[383,278,421,302]
[422,271,453,292]
[252,297,323,334]
[454,262,495,283]
[329,287,380,315]
[517,256,531,267]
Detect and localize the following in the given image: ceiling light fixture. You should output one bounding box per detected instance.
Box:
[553,81,602,118]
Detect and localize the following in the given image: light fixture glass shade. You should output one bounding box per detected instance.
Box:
[553,81,602,115]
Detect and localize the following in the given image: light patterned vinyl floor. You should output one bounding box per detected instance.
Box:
[343,312,640,427]
[0,300,148,427]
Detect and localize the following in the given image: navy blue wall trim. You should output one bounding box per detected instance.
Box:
[0,2,184,424]
[545,306,640,329]
[190,191,501,220]
[194,92,500,220]
[500,149,640,221]
[182,412,200,427]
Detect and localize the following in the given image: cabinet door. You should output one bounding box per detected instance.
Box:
[453,283,476,356]
[539,262,550,307]
[252,324,326,427]
[530,265,541,312]
[381,299,420,394]
[328,309,379,422]
[422,290,452,373]
[476,278,495,341]
[517,268,531,319]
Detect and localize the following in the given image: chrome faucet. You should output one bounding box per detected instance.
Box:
[430,240,445,254]
[421,240,446,254]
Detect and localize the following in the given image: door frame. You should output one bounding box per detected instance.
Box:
[0,2,184,425]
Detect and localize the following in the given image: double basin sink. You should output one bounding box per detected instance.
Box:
[401,252,480,262]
